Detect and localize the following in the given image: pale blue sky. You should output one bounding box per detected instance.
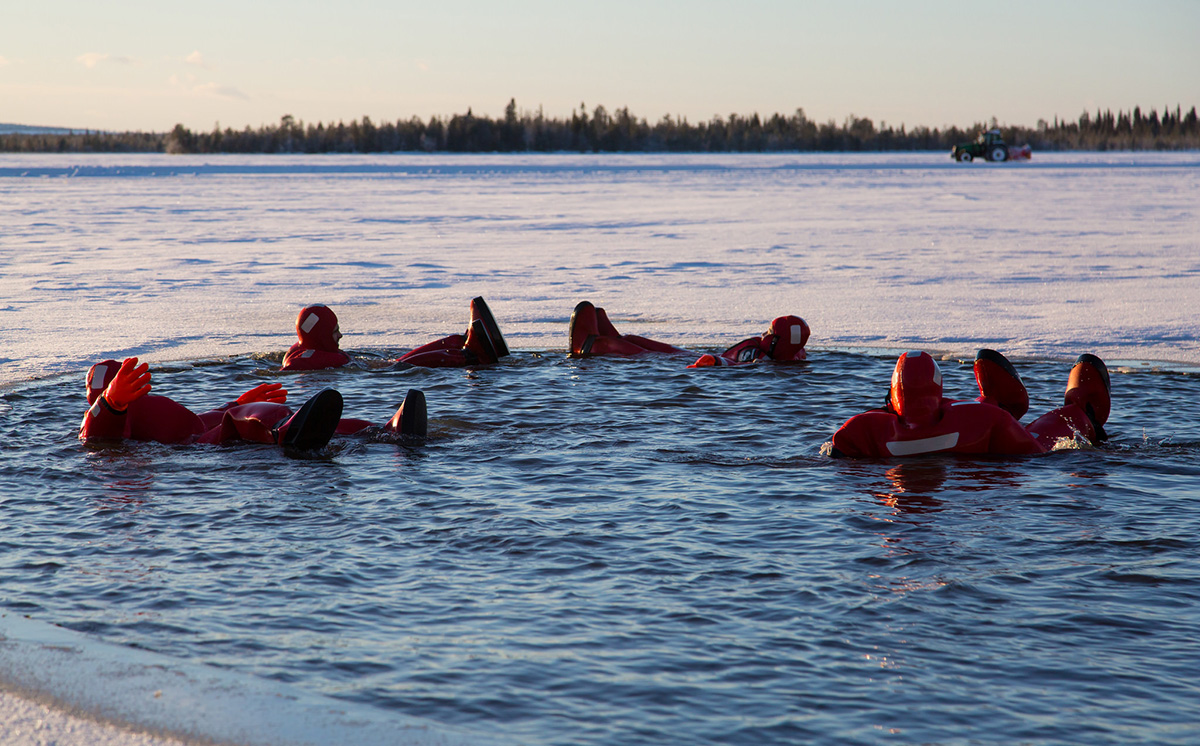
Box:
[2,0,1197,132]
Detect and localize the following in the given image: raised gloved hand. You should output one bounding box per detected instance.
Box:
[236,382,287,405]
[103,357,152,411]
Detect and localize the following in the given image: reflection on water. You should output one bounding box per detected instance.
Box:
[2,350,1200,746]
[100,469,156,505]
[873,462,948,514]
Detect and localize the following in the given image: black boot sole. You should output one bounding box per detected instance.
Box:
[975,348,1022,382]
[471,296,509,358]
[281,389,343,453]
[395,389,428,439]
[568,301,596,357]
[1074,353,1111,393]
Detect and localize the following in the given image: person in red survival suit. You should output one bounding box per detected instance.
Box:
[280,304,352,371]
[829,349,1111,458]
[281,298,508,371]
[396,296,509,367]
[81,358,427,449]
[687,315,811,367]
[567,301,692,357]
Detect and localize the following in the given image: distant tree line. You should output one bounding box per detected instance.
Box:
[3,101,1198,154]
[0,129,165,153]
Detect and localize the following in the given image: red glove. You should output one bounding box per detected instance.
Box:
[236,382,287,405]
[688,354,719,368]
[103,357,152,411]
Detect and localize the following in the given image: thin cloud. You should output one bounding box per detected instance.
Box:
[0,55,9,67]
[77,53,136,68]
[194,82,250,100]
[77,53,108,69]
[186,51,209,68]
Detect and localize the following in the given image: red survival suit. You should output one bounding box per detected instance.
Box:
[397,296,509,367]
[688,316,810,367]
[81,359,426,445]
[282,299,508,371]
[830,350,1110,458]
[568,301,691,357]
[79,358,343,448]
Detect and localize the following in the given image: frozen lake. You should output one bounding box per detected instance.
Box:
[2,151,1198,388]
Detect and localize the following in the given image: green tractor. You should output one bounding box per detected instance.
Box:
[952,128,1017,162]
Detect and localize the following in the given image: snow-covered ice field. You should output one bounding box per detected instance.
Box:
[2,151,1198,389]
[2,151,1199,746]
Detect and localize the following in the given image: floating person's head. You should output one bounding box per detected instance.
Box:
[295,305,343,351]
[889,351,943,426]
[86,360,122,404]
[765,315,810,361]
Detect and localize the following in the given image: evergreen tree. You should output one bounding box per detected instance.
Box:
[4,102,1198,153]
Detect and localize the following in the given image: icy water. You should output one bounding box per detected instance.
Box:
[3,349,1200,745]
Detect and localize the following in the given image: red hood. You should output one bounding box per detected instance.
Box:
[295,305,342,352]
[765,315,810,361]
[86,360,121,404]
[890,351,943,426]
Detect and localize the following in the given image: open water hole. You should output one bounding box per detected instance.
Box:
[2,348,1199,745]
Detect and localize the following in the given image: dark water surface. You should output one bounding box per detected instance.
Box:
[2,349,1199,745]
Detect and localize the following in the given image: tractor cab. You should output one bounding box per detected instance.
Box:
[953,129,1014,163]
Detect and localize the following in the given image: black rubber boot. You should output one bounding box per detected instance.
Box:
[280,389,343,453]
[388,389,428,439]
